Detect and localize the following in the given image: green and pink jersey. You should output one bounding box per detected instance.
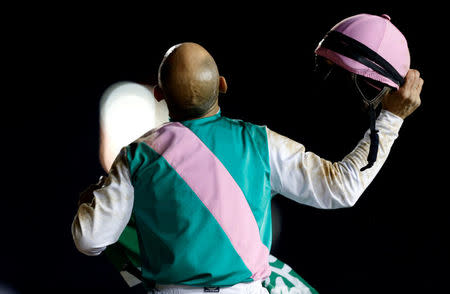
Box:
[127,113,272,286]
[72,109,403,289]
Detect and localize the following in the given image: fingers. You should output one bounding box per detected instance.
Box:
[402,69,424,96]
[416,76,424,93]
[401,69,419,94]
[409,70,423,109]
[382,69,423,119]
[415,77,424,106]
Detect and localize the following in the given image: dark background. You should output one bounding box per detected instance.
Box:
[2,5,448,294]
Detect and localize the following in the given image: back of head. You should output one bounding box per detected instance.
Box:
[158,42,220,121]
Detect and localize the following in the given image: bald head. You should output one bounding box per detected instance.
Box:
[156,42,226,121]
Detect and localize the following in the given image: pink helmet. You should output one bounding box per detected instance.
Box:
[315,13,410,89]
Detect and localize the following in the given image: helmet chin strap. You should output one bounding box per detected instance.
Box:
[352,73,391,109]
[352,74,391,171]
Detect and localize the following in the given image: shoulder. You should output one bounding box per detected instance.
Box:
[134,122,177,143]
[221,116,268,133]
[125,122,178,165]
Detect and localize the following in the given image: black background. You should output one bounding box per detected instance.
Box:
[2,4,448,294]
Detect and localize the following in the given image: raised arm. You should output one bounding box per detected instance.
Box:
[268,69,423,209]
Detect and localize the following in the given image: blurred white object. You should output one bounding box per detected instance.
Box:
[99,81,169,171]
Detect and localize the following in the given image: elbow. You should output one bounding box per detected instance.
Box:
[332,190,362,208]
[313,193,358,209]
[71,220,106,256]
[324,161,364,208]
[341,195,358,208]
[73,235,106,256]
[321,188,362,209]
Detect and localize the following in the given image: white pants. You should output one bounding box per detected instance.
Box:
[150,280,269,294]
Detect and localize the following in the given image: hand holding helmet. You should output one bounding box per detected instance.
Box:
[314,13,422,170]
[382,69,423,119]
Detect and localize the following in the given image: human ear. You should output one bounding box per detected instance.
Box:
[154,85,165,102]
[219,76,228,94]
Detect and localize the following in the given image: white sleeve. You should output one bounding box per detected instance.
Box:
[268,109,403,209]
[71,148,134,256]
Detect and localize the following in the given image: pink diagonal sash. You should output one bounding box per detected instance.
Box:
[143,122,270,280]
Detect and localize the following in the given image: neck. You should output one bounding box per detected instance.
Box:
[169,103,220,122]
[196,104,220,120]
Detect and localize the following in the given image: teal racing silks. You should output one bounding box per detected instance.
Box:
[125,111,272,287]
